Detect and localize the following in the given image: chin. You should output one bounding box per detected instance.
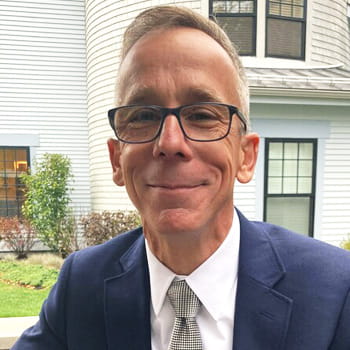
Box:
[155,208,204,234]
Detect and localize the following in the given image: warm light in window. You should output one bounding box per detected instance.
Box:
[13,160,28,171]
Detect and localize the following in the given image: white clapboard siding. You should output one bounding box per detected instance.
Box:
[85,0,204,211]
[311,0,350,68]
[321,118,350,245]
[235,178,258,220]
[0,0,91,213]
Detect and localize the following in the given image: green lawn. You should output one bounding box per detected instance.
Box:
[0,280,50,317]
[0,258,59,317]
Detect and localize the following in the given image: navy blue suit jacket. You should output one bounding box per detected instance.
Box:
[12,210,350,349]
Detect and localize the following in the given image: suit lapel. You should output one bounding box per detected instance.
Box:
[233,212,293,350]
[104,234,152,350]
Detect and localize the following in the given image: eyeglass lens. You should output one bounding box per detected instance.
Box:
[113,104,232,142]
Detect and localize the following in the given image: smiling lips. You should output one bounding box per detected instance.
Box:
[148,182,207,190]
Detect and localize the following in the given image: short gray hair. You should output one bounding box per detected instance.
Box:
[118,5,250,119]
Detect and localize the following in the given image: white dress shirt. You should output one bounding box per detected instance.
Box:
[145,210,240,350]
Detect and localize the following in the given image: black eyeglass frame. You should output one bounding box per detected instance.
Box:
[108,102,248,144]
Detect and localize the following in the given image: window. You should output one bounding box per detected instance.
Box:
[266,0,306,59]
[210,0,307,59]
[210,0,257,55]
[0,147,29,217]
[264,139,316,236]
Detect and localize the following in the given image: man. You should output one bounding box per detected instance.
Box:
[13,6,350,350]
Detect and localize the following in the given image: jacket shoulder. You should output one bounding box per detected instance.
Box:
[249,219,350,277]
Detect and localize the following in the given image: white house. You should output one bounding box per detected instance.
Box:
[0,0,349,247]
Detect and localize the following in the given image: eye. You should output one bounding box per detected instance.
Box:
[187,112,217,121]
[183,107,221,123]
[127,108,161,123]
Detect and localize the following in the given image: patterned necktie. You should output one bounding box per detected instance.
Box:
[167,279,203,350]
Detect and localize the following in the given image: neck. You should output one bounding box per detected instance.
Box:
[144,214,233,275]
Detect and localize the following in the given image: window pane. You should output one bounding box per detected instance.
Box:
[269,2,280,15]
[283,177,297,193]
[284,160,297,176]
[213,1,230,13]
[268,177,282,194]
[293,6,304,18]
[284,143,298,159]
[299,143,313,159]
[240,1,254,13]
[298,177,312,193]
[281,4,292,17]
[4,161,15,172]
[216,16,255,55]
[269,142,283,159]
[266,18,303,58]
[298,160,312,177]
[4,149,15,161]
[16,149,27,162]
[0,147,29,217]
[0,188,6,199]
[293,0,304,6]
[268,0,304,18]
[266,197,310,235]
[228,1,240,12]
[7,207,18,217]
[213,0,255,14]
[269,160,283,176]
[7,185,16,200]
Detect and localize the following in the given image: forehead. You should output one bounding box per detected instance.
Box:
[117,27,240,106]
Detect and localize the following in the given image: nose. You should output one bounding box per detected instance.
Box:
[152,115,193,160]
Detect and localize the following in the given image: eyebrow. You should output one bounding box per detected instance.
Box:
[122,86,224,106]
[184,87,223,104]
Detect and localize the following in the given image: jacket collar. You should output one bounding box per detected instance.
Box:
[104,232,152,350]
[233,210,293,350]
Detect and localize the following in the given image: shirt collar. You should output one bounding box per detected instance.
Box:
[145,209,240,321]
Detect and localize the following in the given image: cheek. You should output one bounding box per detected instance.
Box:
[218,139,242,173]
[119,145,149,191]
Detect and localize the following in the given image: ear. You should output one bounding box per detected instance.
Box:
[237,133,260,184]
[107,138,125,186]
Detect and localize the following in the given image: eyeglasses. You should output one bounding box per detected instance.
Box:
[108,102,247,144]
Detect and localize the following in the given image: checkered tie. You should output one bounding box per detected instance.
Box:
[167,279,203,350]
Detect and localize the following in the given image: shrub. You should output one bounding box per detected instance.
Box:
[0,217,36,259]
[80,210,141,246]
[20,153,75,257]
[340,236,350,251]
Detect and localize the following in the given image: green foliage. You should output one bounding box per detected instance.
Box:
[80,210,141,246]
[21,153,75,257]
[340,236,350,251]
[0,260,58,288]
[0,258,58,317]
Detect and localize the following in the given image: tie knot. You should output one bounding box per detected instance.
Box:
[167,280,201,318]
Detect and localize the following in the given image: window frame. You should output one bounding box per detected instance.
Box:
[0,146,30,217]
[263,138,317,237]
[265,0,307,59]
[209,0,257,56]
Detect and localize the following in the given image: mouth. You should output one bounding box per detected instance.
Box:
[148,182,207,190]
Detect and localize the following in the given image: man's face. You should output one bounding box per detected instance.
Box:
[108,27,258,244]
